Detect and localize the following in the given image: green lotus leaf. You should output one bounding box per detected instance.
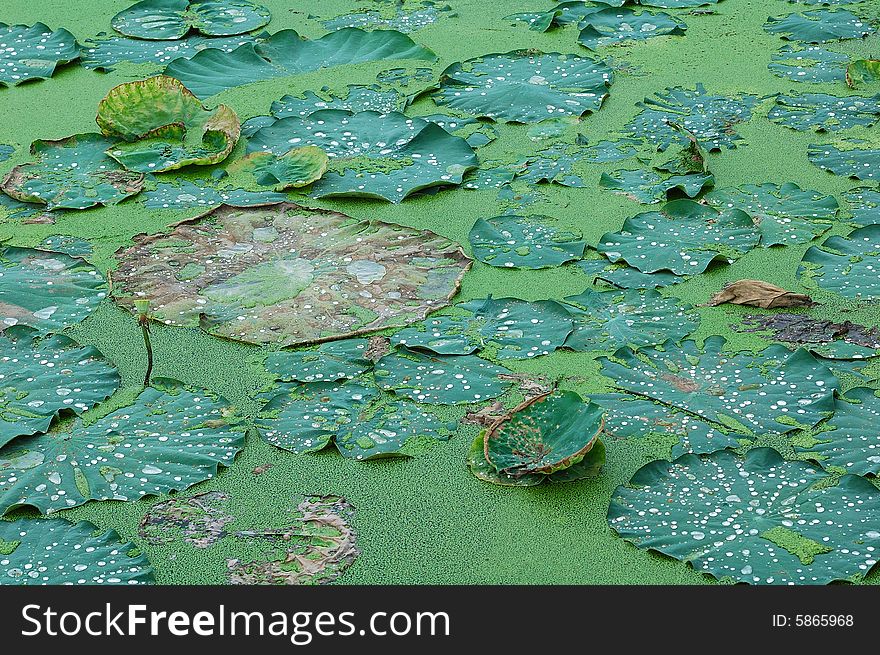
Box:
[0,23,79,87]
[335,400,452,460]
[434,51,612,123]
[578,7,687,50]
[165,28,436,98]
[843,186,880,225]
[847,59,880,88]
[272,86,408,119]
[112,0,271,40]
[518,143,587,187]
[247,110,476,202]
[230,147,328,190]
[0,518,154,585]
[0,145,12,162]
[0,327,119,449]
[112,203,472,347]
[81,33,257,71]
[1,134,145,210]
[322,2,451,32]
[144,179,285,208]
[769,44,849,83]
[0,246,106,333]
[578,137,642,163]
[392,315,481,355]
[468,214,586,269]
[37,236,93,258]
[626,84,758,151]
[0,379,244,515]
[764,9,874,43]
[373,351,513,404]
[597,199,759,275]
[507,9,564,32]
[609,448,880,584]
[562,288,699,351]
[265,339,372,383]
[599,336,838,435]
[484,390,604,476]
[808,141,880,180]
[703,182,838,246]
[599,169,714,204]
[769,93,880,131]
[799,225,880,299]
[577,259,685,289]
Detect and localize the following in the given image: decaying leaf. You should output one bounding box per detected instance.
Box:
[707,279,814,308]
[739,313,880,357]
[140,491,234,548]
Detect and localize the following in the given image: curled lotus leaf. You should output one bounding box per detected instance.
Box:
[0,246,106,333]
[798,225,880,299]
[112,0,271,40]
[229,147,329,190]
[112,203,472,347]
[484,390,604,477]
[247,110,476,202]
[1,134,145,210]
[577,7,687,50]
[599,336,838,436]
[0,327,120,449]
[808,141,880,180]
[764,9,874,43]
[265,339,373,383]
[769,44,848,83]
[97,76,240,172]
[0,23,79,87]
[144,179,285,209]
[81,33,257,71]
[599,169,714,204]
[0,379,244,515]
[609,448,880,584]
[703,182,838,246]
[843,187,880,225]
[434,51,613,124]
[0,518,154,585]
[468,214,586,269]
[597,199,759,275]
[768,93,880,132]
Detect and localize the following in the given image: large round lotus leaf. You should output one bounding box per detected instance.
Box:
[799,225,880,299]
[769,44,849,83]
[0,327,120,450]
[112,0,270,40]
[597,199,759,275]
[322,3,451,32]
[626,84,758,151]
[165,28,436,99]
[808,141,880,180]
[82,33,256,71]
[97,76,240,173]
[0,518,154,585]
[335,400,452,460]
[577,7,687,50]
[844,187,880,225]
[562,288,699,351]
[228,147,328,190]
[1,134,145,211]
[265,339,372,383]
[599,336,838,435]
[588,392,741,458]
[0,23,79,87]
[468,214,586,269]
[769,93,880,131]
[374,351,512,404]
[434,51,613,123]
[609,448,880,584]
[144,179,285,209]
[703,182,838,246]
[764,9,874,43]
[0,246,106,333]
[484,390,603,476]
[598,169,714,204]
[112,203,472,347]
[0,379,244,515]
[247,110,476,202]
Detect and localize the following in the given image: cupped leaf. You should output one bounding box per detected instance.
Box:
[0,23,79,87]
[0,379,244,515]
[764,9,874,43]
[799,225,880,299]
[1,134,145,210]
[112,0,270,40]
[808,141,880,180]
[597,199,759,275]
[577,7,687,50]
[468,214,586,269]
[609,448,880,584]
[229,146,328,190]
[0,518,154,584]
[434,51,613,123]
[112,203,472,347]
[599,169,714,204]
[265,339,372,383]
[769,44,849,84]
[843,186,880,225]
[247,110,476,202]
[769,93,880,132]
[847,60,880,88]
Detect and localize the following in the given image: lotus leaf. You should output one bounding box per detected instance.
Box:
[265,339,372,383]
[843,187,880,225]
[799,225,880,299]
[335,401,452,460]
[322,2,451,33]
[112,0,270,40]
[271,86,407,119]
[391,315,481,355]
[144,179,285,208]
[847,60,880,88]
[768,93,880,131]
[0,145,12,162]
[764,10,874,43]
[0,23,79,87]
[468,214,586,269]
[769,44,849,83]
[81,33,257,71]
[599,169,714,204]
[577,7,687,50]
[577,259,684,289]
[808,141,880,180]
[229,147,328,190]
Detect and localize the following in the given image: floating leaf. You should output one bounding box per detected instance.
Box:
[434,51,612,123]
[335,400,452,460]
[392,315,480,355]
[271,86,407,119]
[81,32,257,71]
[843,186,880,225]
[1,134,145,210]
[799,225,880,299]
[769,93,880,132]
[847,59,880,88]
[740,313,880,358]
[468,214,586,269]
[113,203,472,346]
[37,236,93,258]
[609,448,880,584]
[247,110,476,202]
[229,147,328,190]
[0,518,154,584]
[517,143,587,187]
[769,44,849,83]
[597,199,759,275]
[577,7,687,50]
[0,379,244,514]
[165,28,436,98]
[578,137,642,163]
[599,337,838,435]
[0,145,12,163]
[0,23,79,87]
[143,179,285,208]
[112,0,270,40]
[562,288,699,351]
[140,490,233,547]
[322,2,451,33]
[707,280,814,308]
[764,9,874,43]
[599,169,714,204]
[265,339,372,383]
[808,141,880,180]
[577,259,684,289]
